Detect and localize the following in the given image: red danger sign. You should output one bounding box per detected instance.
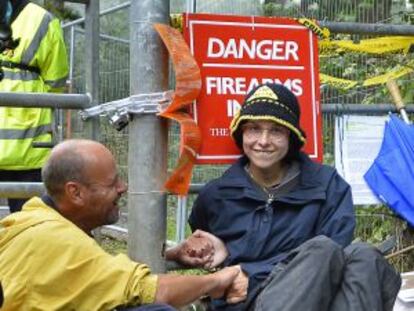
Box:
[183,13,322,164]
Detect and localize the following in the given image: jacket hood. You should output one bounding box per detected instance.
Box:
[0,197,61,248]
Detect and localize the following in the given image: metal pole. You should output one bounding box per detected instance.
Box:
[128,0,169,272]
[62,2,131,29]
[321,103,414,114]
[74,28,130,44]
[0,92,91,108]
[66,25,76,139]
[0,183,44,198]
[84,0,100,141]
[320,21,414,36]
[69,26,75,83]
[186,0,196,13]
[176,196,187,242]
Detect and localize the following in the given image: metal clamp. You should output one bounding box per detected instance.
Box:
[79,90,173,131]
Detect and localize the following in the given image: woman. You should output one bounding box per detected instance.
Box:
[172,83,401,311]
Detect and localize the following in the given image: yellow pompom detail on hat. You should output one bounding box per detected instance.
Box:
[245,85,279,103]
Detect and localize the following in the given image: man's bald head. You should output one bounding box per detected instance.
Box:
[42,139,113,202]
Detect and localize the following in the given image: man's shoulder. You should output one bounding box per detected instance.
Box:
[2,197,84,242]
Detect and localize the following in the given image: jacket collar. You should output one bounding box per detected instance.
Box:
[216,152,327,203]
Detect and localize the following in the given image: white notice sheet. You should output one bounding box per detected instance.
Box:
[334,115,389,205]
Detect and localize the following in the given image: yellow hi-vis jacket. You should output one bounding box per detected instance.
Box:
[0,2,69,170]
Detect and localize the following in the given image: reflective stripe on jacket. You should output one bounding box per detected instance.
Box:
[0,2,68,170]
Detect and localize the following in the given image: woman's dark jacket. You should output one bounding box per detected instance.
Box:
[189,152,355,310]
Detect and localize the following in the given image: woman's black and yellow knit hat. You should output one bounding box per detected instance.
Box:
[230,83,306,149]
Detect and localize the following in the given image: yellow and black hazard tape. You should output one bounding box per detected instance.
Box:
[296,18,330,39]
[319,36,414,55]
[321,60,414,90]
[170,13,183,32]
[320,74,358,90]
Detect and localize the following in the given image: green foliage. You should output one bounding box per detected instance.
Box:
[355,206,401,244]
[262,3,299,17]
[42,1,81,21]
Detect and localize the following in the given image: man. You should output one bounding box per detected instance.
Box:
[0,0,68,212]
[0,139,241,310]
[172,83,401,310]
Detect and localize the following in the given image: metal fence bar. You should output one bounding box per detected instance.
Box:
[0,183,45,198]
[69,26,76,83]
[84,0,100,141]
[0,181,202,198]
[62,1,131,29]
[0,92,91,109]
[74,27,130,44]
[323,104,414,114]
[176,196,188,242]
[321,21,414,35]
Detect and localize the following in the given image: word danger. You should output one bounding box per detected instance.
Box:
[207,37,299,61]
[206,76,303,96]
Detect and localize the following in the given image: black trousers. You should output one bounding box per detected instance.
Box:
[251,236,401,311]
[0,169,42,213]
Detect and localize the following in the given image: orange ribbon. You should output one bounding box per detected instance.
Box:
[154,23,202,195]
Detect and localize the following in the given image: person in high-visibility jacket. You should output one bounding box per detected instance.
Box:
[0,0,69,212]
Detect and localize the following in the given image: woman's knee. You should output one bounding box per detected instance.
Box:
[344,242,380,259]
[305,235,343,255]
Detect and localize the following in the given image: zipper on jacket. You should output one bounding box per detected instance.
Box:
[263,193,274,222]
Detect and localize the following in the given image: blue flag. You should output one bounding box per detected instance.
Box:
[364,114,414,226]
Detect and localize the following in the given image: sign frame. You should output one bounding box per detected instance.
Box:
[184,13,322,164]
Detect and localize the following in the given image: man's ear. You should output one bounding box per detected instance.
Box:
[64,181,85,205]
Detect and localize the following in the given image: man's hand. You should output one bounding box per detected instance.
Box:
[192,230,229,268]
[165,230,229,268]
[165,234,214,267]
[208,265,241,299]
[155,265,241,307]
[226,269,248,304]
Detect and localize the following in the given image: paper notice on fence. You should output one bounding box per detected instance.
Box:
[334,115,388,205]
[393,271,414,310]
[399,272,414,302]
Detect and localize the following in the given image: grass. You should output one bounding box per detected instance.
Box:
[100,236,127,255]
